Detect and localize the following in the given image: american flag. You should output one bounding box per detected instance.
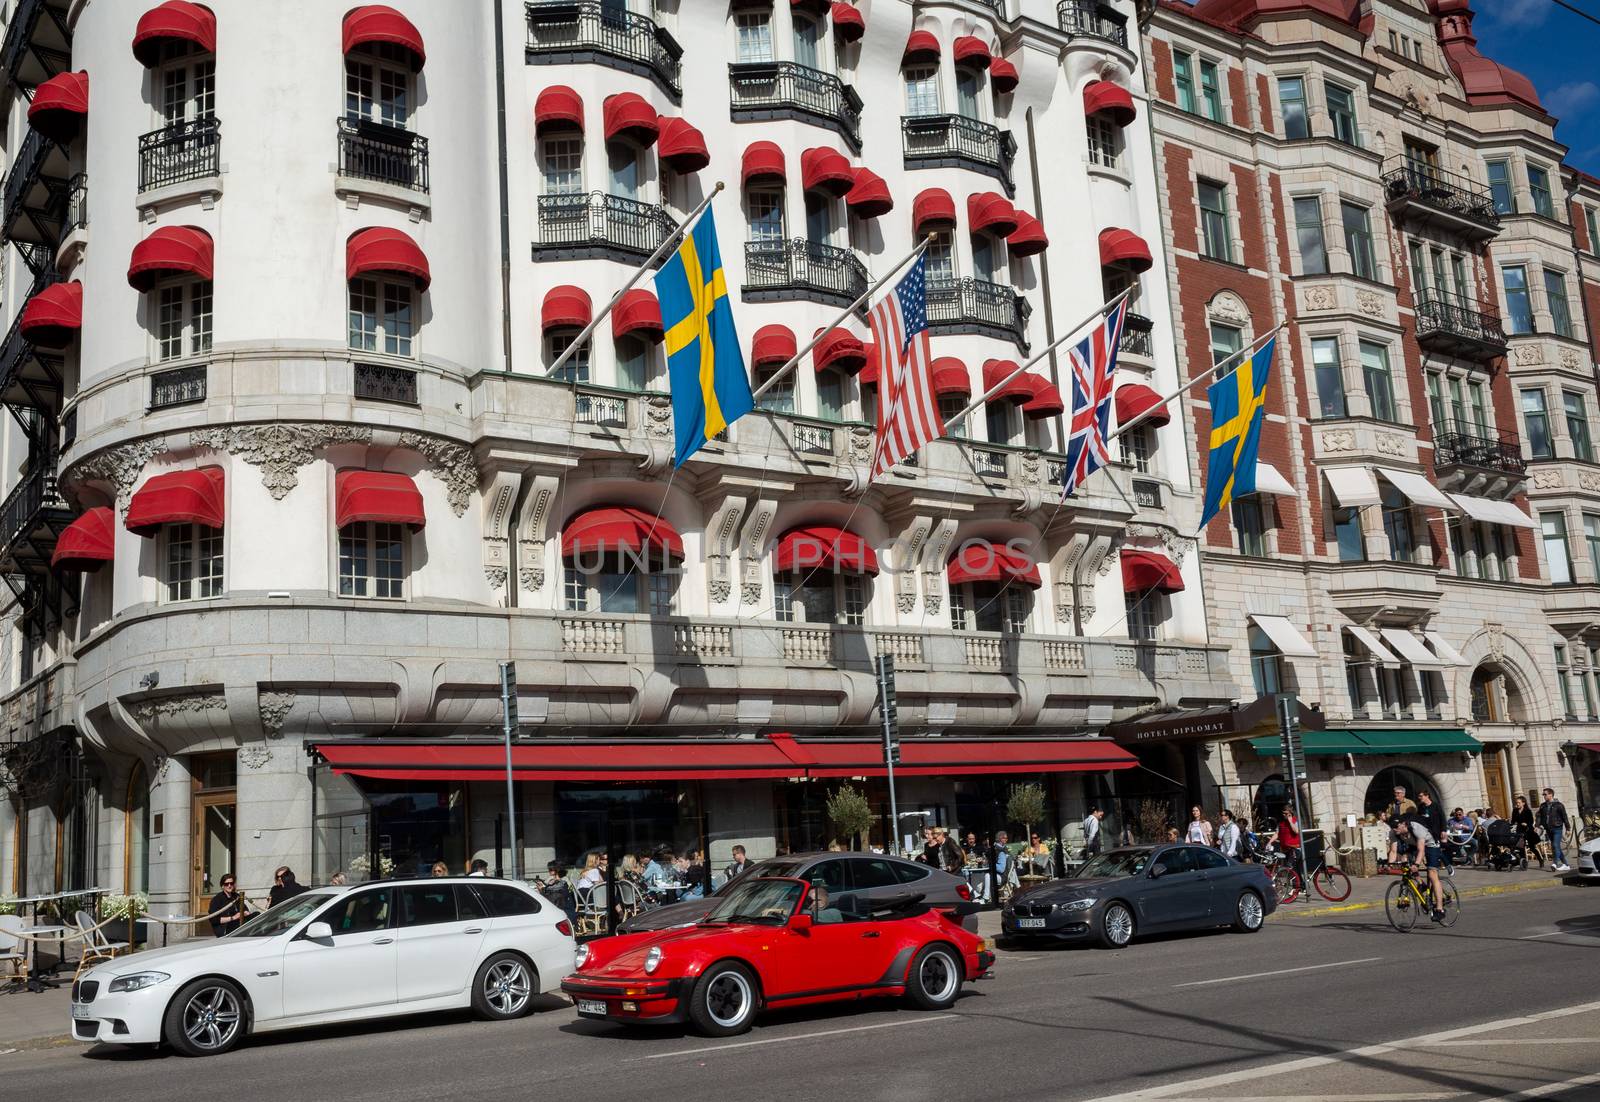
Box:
[868,255,941,479]
[1062,300,1128,496]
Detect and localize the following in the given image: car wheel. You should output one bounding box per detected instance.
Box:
[688,961,758,1037]
[472,952,536,1020]
[1097,902,1135,949]
[163,978,246,1057]
[905,944,963,1010]
[1233,890,1265,933]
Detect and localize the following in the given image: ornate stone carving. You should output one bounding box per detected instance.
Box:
[65,437,168,512]
[708,577,732,603]
[1515,343,1544,366]
[644,395,672,438]
[896,592,917,614]
[741,580,763,605]
[1561,347,1583,370]
[1019,451,1042,486]
[1533,467,1566,490]
[1355,290,1385,317]
[397,432,478,516]
[134,693,227,721]
[848,425,873,463]
[482,535,510,592]
[1579,471,1600,493]
[518,559,545,592]
[239,745,274,770]
[1375,434,1407,457]
[1320,429,1357,452]
[1207,290,1249,326]
[191,423,373,499]
[1301,285,1336,312]
[1125,523,1192,567]
[483,565,508,590]
[1485,622,1505,663]
[258,690,296,738]
[924,593,942,615]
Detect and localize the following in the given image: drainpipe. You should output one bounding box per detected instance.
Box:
[493,0,514,376]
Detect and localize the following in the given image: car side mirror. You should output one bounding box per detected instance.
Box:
[1149,863,1168,879]
[303,921,334,942]
[789,913,813,933]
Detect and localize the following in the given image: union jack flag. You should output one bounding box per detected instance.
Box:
[1062,300,1128,496]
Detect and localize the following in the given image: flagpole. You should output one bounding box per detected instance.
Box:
[749,235,935,403]
[941,286,1135,435]
[544,181,726,379]
[1102,322,1285,447]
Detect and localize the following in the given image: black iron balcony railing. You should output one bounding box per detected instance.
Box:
[138,116,221,193]
[1133,479,1163,509]
[2,0,70,93]
[149,364,207,410]
[1119,311,1155,357]
[926,276,1027,347]
[1,129,62,242]
[729,61,862,151]
[354,362,419,405]
[1057,1,1129,49]
[1381,157,1500,235]
[1415,294,1508,358]
[525,0,683,97]
[0,463,65,558]
[901,114,1016,194]
[743,238,869,309]
[63,172,86,236]
[972,0,1007,13]
[534,191,675,261]
[337,118,430,194]
[1434,421,1526,478]
[0,270,63,413]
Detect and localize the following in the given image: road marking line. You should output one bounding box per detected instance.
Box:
[1148,1095,1455,1101]
[1420,1038,1595,1047]
[1518,925,1600,940]
[1479,1071,1600,1101]
[1172,957,1382,988]
[642,1013,957,1060]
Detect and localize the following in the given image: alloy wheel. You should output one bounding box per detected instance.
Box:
[705,969,753,1029]
[1105,904,1134,946]
[918,949,960,1003]
[1238,892,1264,929]
[484,959,532,1016]
[182,985,242,1052]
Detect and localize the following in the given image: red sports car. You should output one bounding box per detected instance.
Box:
[562,876,994,1036]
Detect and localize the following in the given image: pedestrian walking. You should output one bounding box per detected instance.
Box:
[1216,809,1243,860]
[1388,785,1418,823]
[208,874,250,937]
[918,826,940,866]
[1186,806,1215,847]
[1416,791,1444,842]
[1539,788,1572,871]
[935,827,965,874]
[1082,807,1105,859]
[269,866,309,907]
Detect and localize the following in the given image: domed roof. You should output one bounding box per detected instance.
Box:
[1427,0,1541,111]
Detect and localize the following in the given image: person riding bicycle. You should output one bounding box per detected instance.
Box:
[1392,817,1446,923]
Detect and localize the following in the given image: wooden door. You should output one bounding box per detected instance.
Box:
[1481,752,1509,818]
[191,793,237,923]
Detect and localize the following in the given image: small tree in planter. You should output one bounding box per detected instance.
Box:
[826,784,875,851]
[99,893,149,952]
[1136,799,1170,844]
[1007,783,1048,848]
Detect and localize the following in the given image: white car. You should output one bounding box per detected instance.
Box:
[70,877,575,1056]
[1566,834,1599,882]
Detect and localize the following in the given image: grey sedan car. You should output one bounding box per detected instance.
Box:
[1001,844,1277,948]
[618,851,976,933]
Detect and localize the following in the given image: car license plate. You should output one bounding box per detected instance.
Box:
[71,1004,90,1019]
[576,999,608,1017]
[1018,917,1047,929]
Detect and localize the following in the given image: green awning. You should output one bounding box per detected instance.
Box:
[1248,729,1480,757]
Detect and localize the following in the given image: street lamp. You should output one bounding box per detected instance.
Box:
[1559,739,1578,762]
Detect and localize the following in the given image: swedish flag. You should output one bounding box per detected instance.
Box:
[1200,337,1276,526]
[656,205,752,467]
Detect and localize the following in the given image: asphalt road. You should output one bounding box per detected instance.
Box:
[3,885,1597,1102]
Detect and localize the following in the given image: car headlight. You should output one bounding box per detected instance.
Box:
[574,944,590,969]
[644,946,663,974]
[1058,897,1096,912]
[107,971,170,993]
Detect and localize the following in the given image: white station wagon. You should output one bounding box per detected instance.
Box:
[70,877,575,1056]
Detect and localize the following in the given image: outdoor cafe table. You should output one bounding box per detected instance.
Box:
[9,888,106,992]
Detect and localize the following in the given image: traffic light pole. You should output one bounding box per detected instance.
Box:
[1276,692,1309,889]
[876,655,902,856]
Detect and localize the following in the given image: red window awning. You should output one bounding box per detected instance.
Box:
[831,2,865,42]
[132,1,216,66]
[912,187,956,231]
[981,358,1031,402]
[846,168,893,218]
[801,147,854,196]
[1018,375,1065,419]
[342,5,426,71]
[563,506,684,560]
[335,470,425,530]
[603,92,660,146]
[1007,211,1049,257]
[741,141,785,185]
[27,71,88,143]
[752,323,796,367]
[788,735,1138,779]
[612,289,663,342]
[534,85,584,133]
[1122,549,1184,594]
[1579,743,1600,753]
[931,357,972,397]
[903,29,940,63]
[346,226,431,290]
[775,525,879,575]
[127,225,213,291]
[990,57,1019,94]
[953,35,991,69]
[51,507,115,572]
[125,467,225,535]
[542,285,591,331]
[1116,383,1171,428]
[1099,227,1153,273]
[20,281,82,349]
[1084,80,1137,126]
[947,541,1042,588]
[968,192,1018,237]
[657,117,709,173]
[813,327,867,374]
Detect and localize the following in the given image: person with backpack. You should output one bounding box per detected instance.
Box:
[1539,788,1573,872]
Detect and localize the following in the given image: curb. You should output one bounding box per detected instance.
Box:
[1268,875,1564,920]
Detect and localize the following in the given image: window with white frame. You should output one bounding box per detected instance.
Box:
[939,393,968,439]
[926,229,956,281]
[985,398,1018,446]
[345,42,411,128]
[756,364,794,413]
[774,570,867,626]
[904,66,939,115]
[1087,114,1120,168]
[545,331,590,384]
[748,187,785,241]
[1119,423,1153,473]
[607,141,640,200]
[349,278,414,357]
[156,279,213,361]
[792,10,824,70]
[955,67,981,120]
[563,549,676,615]
[541,136,583,195]
[339,522,405,599]
[157,41,215,126]
[816,368,845,423]
[735,9,775,62]
[1249,624,1282,696]
[950,582,1031,633]
[165,522,223,602]
[616,335,650,392]
[1125,590,1165,642]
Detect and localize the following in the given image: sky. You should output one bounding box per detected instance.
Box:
[1470,0,1600,171]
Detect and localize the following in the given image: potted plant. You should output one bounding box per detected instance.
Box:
[99,892,149,952]
[0,896,16,916]
[826,784,875,851]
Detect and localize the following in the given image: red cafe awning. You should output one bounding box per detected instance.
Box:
[51,507,115,571]
[132,1,216,66]
[775,526,879,575]
[1116,383,1171,428]
[20,281,82,348]
[1018,375,1065,419]
[990,57,1019,94]
[562,506,684,559]
[813,328,867,374]
[1084,80,1137,126]
[982,358,1030,402]
[846,168,893,218]
[742,141,785,185]
[612,289,663,342]
[786,735,1137,779]
[752,323,796,367]
[127,226,213,291]
[125,467,225,535]
[953,35,991,69]
[968,192,1018,236]
[603,92,660,146]
[831,2,865,42]
[542,285,591,330]
[912,187,956,232]
[27,71,88,143]
[342,5,426,71]
[931,357,972,397]
[657,117,709,173]
[947,541,1042,588]
[801,147,854,196]
[903,29,940,63]
[1099,227,1153,272]
[335,470,425,530]
[346,226,431,290]
[1007,211,1049,257]
[1122,549,1184,593]
[535,85,584,133]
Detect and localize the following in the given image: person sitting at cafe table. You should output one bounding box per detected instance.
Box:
[643,847,675,890]
[208,874,250,937]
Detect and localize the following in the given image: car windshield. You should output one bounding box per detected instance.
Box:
[232,892,333,938]
[702,878,802,924]
[1077,850,1152,879]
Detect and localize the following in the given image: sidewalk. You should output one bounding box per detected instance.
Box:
[1267,863,1562,919]
[0,982,71,1049]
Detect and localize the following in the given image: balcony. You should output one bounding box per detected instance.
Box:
[149,364,208,411]
[525,0,682,98]
[1,0,70,92]
[1132,479,1163,510]
[0,272,65,414]
[926,276,1028,348]
[742,238,869,310]
[532,192,675,263]
[1057,1,1129,50]
[1414,295,1507,361]
[354,362,420,406]
[336,118,429,195]
[0,463,72,596]
[1118,311,1155,359]
[1433,421,1527,496]
[138,116,221,197]
[1381,159,1500,241]
[729,61,862,151]
[901,114,1016,196]
[2,129,71,247]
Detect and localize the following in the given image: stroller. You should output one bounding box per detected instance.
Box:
[1483,819,1528,871]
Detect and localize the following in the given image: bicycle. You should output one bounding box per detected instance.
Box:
[1384,865,1460,932]
[1261,845,1352,905]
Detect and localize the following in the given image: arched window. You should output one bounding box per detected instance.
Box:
[1364,765,1438,817]
[1470,666,1500,722]
[772,527,875,626]
[126,762,151,895]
